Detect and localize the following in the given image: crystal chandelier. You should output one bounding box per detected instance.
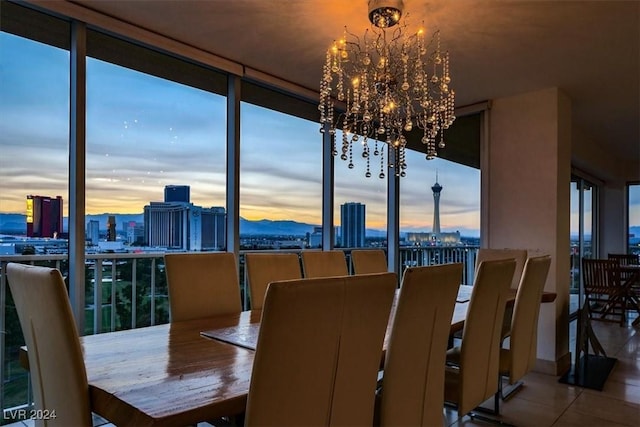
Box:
[319,0,456,178]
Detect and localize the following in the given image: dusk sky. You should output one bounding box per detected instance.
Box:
[1,31,637,237]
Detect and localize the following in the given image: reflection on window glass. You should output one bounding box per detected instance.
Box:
[86,58,226,251]
[240,102,322,249]
[629,183,640,254]
[334,130,387,249]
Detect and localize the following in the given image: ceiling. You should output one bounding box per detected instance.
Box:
[67,0,639,170]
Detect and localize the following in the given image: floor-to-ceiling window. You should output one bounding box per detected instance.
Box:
[84,31,228,332]
[628,182,640,255]
[570,174,598,315]
[0,4,71,412]
[398,147,480,283]
[333,131,387,249]
[239,103,321,249]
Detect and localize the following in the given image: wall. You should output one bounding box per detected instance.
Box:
[485,87,572,375]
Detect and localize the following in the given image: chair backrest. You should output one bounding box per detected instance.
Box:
[164,252,241,321]
[7,263,92,427]
[582,258,619,293]
[475,248,527,289]
[457,258,515,415]
[608,253,640,266]
[245,252,302,310]
[505,255,551,382]
[351,249,388,274]
[380,263,463,427]
[245,272,396,426]
[300,250,348,278]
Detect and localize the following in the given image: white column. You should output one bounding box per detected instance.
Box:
[485,87,572,375]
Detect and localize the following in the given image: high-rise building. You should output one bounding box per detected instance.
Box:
[144,202,190,249]
[202,207,226,250]
[308,226,323,248]
[340,202,366,248]
[189,206,226,250]
[87,220,100,245]
[404,175,460,247]
[164,185,190,203]
[144,200,226,251]
[26,195,63,238]
[123,221,144,245]
[106,215,117,241]
[431,176,442,235]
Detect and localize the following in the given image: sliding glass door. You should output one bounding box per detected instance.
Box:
[628,182,640,255]
[570,174,598,317]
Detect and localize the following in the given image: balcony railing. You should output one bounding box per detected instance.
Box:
[0,245,479,423]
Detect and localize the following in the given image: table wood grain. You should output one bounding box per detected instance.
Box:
[83,313,261,426]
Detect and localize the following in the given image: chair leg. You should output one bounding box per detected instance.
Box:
[500,380,525,401]
[468,411,516,427]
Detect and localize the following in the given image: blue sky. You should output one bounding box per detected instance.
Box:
[0,31,482,236]
[6,29,637,237]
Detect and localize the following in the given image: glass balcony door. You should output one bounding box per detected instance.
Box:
[570,174,598,317]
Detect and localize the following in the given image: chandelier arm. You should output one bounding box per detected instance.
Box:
[319,4,454,177]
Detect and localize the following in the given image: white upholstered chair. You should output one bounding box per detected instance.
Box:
[351,249,388,274]
[164,252,241,321]
[378,263,463,426]
[444,258,516,422]
[497,255,551,411]
[300,250,348,278]
[475,249,527,290]
[7,263,93,427]
[245,252,302,310]
[245,272,396,426]
[475,248,528,340]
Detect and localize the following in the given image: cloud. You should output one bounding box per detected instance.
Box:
[0,31,482,233]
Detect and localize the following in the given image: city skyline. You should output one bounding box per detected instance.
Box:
[2,30,639,239]
[0,30,482,236]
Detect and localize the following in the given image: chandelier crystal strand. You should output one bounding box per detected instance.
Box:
[320,0,455,178]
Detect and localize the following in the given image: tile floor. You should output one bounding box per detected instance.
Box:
[445,314,640,426]
[7,316,640,427]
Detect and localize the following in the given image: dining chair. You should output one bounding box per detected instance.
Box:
[7,263,93,427]
[582,258,626,326]
[245,252,302,310]
[378,263,463,427]
[300,249,348,278]
[164,252,241,321]
[474,248,527,341]
[351,249,388,274]
[444,258,516,423]
[245,272,396,426]
[609,253,640,323]
[608,253,640,266]
[496,255,551,413]
[475,249,527,290]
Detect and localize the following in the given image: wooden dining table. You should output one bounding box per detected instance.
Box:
[19,285,556,427]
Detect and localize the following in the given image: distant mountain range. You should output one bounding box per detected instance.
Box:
[0,212,386,237]
[1,212,635,240]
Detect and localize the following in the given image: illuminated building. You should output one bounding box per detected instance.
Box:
[26,195,63,238]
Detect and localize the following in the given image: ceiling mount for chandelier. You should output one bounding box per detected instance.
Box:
[319,0,456,178]
[368,0,403,28]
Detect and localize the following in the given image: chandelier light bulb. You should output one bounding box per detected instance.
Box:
[319,0,456,178]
